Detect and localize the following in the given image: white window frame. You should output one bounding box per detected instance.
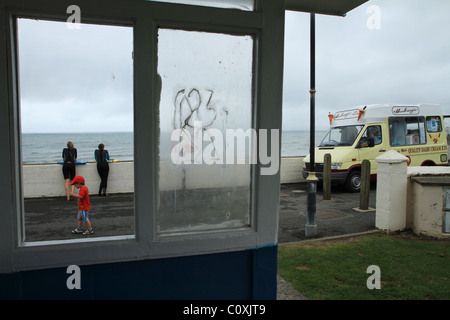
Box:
[0,0,284,273]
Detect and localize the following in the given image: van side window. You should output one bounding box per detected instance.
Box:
[389,117,426,146]
[426,116,442,133]
[358,125,382,148]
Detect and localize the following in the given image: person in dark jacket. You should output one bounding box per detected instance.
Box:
[94,143,110,196]
[62,141,77,200]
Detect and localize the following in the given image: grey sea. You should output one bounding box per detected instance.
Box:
[21,131,328,164]
[21,132,134,164]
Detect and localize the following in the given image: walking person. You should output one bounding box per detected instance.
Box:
[94,143,110,196]
[62,141,77,201]
[70,176,94,235]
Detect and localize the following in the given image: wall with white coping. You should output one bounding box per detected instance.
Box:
[23,161,135,198]
[406,166,450,239]
[22,157,306,198]
[375,150,450,239]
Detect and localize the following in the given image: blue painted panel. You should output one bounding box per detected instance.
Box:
[0,245,277,300]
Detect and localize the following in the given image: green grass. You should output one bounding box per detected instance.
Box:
[277,233,450,300]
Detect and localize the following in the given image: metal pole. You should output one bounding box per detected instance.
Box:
[305,13,318,238]
[309,13,316,169]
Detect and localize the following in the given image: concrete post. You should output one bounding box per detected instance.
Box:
[375,150,408,233]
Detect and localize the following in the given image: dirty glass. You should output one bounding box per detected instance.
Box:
[157,28,254,234]
[17,18,135,242]
[147,0,254,11]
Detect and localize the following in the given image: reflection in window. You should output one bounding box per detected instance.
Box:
[426,116,442,133]
[157,29,254,234]
[17,19,135,242]
[389,117,426,146]
[359,125,382,147]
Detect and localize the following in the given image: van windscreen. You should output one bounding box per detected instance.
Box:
[319,125,364,147]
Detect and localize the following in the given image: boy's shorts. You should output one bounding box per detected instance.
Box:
[77,210,90,222]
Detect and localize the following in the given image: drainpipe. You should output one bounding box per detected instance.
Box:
[305,12,318,238]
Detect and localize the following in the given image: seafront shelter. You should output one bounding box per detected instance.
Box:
[0,0,367,299]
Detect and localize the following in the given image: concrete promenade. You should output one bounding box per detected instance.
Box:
[278,183,376,243]
[23,182,377,299]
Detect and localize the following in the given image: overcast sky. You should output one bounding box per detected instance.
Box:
[284,0,450,131]
[18,0,450,133]
[18,19,134,133]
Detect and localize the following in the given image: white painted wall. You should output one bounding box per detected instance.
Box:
[22,157,306,198]
[406,166,450,239]
[376,155,450,239]
[280,157,305,184]
[23,161,134,198]
[409,182,446,238]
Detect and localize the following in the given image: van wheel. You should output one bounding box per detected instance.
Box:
[345,171,361,193]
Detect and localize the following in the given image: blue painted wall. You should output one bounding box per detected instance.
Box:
[0,245,277,300]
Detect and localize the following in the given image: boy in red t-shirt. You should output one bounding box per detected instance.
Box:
[70,176,94,235]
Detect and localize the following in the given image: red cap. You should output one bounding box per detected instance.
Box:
[70,176,85,185]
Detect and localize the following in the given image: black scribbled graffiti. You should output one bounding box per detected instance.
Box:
[173,88,217,130]
[172,88,228,163]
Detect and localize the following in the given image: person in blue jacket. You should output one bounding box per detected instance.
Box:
[94,143,110,196]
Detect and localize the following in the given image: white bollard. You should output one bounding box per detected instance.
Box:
[375,150,408,233]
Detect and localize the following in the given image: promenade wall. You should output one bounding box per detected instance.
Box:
[23,157,306,198]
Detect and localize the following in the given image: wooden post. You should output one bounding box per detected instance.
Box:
[323,153,331,200]
[360,159,371,210]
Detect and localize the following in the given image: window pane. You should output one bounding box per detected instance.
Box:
[17,19,135,242]
[389,117,426,146]
[359,125,382,147]
[426,116,442,133]
[320,126,363,147]
[445,118,450,140]
[157,29,253,234]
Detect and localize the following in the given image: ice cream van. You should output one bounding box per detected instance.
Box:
[302,103,449,192]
